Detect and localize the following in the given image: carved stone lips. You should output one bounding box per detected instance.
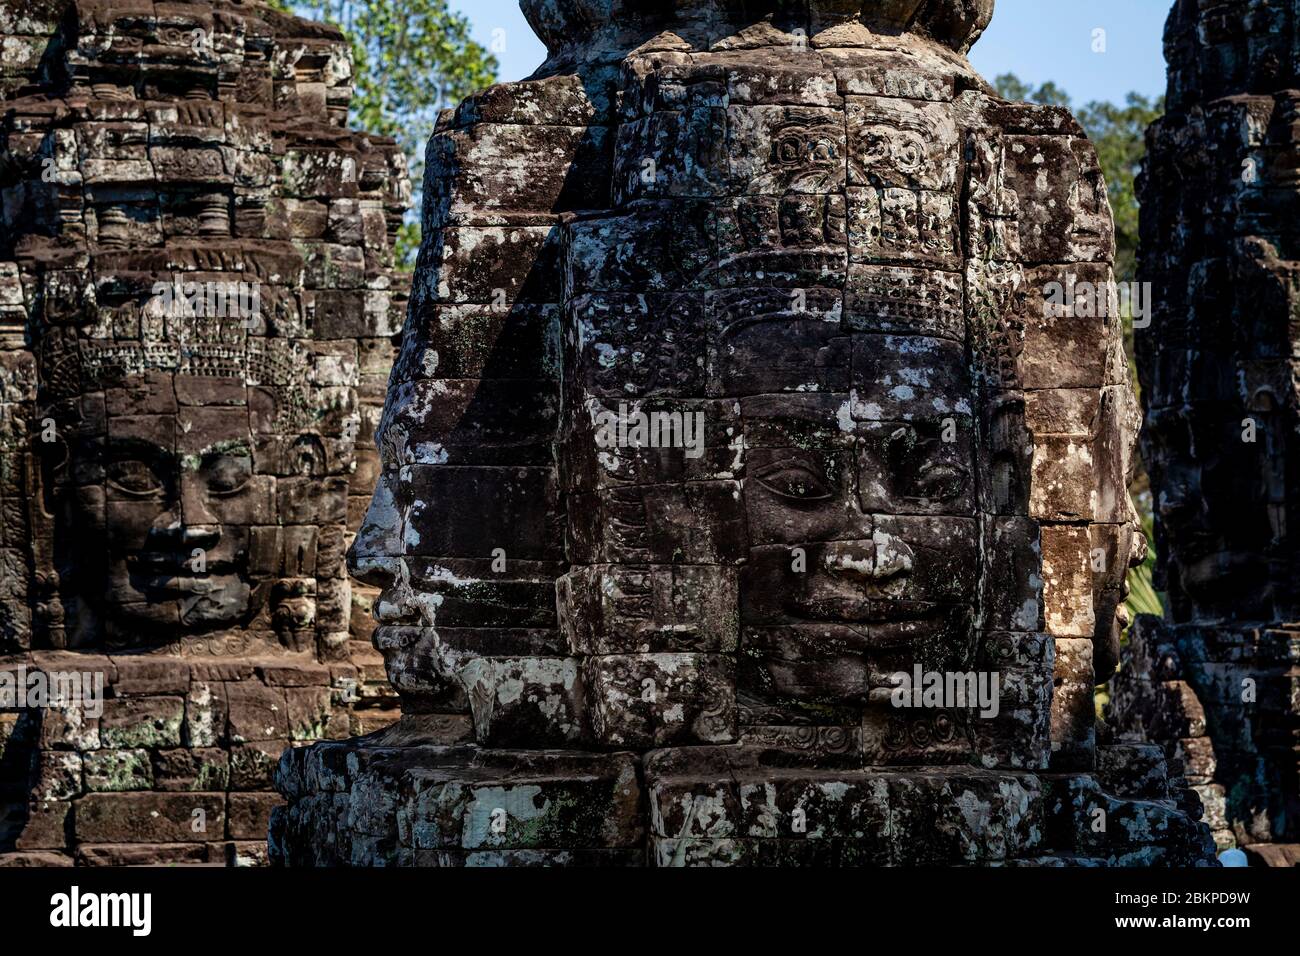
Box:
[784,595,943,625]
[127,554,240,591]
[137,575,229,596]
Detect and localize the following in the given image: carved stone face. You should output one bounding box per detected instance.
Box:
[70,388,261,632]
[714,298,984,720]
[713,91,989,716]
[348,9,1133,771]
[1137,88,1300,627]
[43,343,353,648]
[1144,388,1277,621]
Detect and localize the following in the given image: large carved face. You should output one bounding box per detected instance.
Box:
[704,89,994,722]
[349,31,1127,768]
[70,384,261,632]
[41,334,355,648]
[722,311,982,713]
[1138,96,1300,626]
[1137,246,1298,624]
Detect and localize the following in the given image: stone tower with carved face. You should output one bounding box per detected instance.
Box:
[1109,0,1300,866]
[273,0,1216,866]
[0,0,407,865]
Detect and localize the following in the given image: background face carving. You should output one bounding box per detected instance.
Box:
[0,0,409,865]
[1108,0,1300,860]
[0,4,411,656]
[74,382,263,632]
[47,365,350,641]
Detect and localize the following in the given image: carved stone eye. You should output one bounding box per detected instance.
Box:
[892,132,926,172]
[754,461,834,502]
[887,428,968,502]
[775,133,806,166]
[107,458,165,496]
[913,461,968,501]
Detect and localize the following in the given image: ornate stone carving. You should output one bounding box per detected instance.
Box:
[1110,0,1300,866]
[272,1,1215,866]
[0,0,408,865]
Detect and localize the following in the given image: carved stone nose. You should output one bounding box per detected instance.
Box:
[180,524,221,549]
[373,582,424,626]
[347,474,403,580]
[822,531,913,581]
[359,557,428,626]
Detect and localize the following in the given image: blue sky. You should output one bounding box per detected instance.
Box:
[451,0,1171,105]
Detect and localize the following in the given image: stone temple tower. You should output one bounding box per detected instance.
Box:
[0,0,407,866]
[274,0,1217,866]
[1110,0,1300,866]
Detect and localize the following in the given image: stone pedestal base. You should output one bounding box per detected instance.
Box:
[273,727,1218,866]
[271,721,645,866]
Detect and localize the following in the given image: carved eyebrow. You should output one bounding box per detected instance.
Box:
[99,436,174,460]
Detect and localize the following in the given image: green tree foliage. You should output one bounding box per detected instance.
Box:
[993,74,1167,634]
[266,0,497,265]
[1126,499,1164,618]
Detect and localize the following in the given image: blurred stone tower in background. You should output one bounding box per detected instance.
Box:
[0,0,408,865]
[274,0,1216,866]
[1111,0,1300,866]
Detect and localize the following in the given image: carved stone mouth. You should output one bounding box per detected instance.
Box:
[127,555,240,592]
[129,553,237,570]
[133,571,240,596]
[1181,551,1259,589]
[139,576,226,595]
[782,600,942,626]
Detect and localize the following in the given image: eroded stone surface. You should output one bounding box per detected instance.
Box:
[267,0,1216,865]
[0,0,408,864]
[1109,0,1300,864]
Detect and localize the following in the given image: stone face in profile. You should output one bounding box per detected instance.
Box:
[274,0,1216,866]
[1110,0,1300,863]
[0,0,408,864]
